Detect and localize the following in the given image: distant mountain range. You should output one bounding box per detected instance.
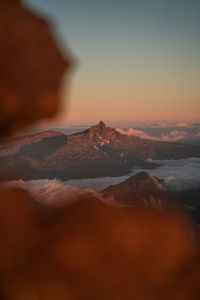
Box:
[0,121,200,181]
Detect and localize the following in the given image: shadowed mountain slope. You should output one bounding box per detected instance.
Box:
[0,121,200,181]
[102,172,172,208]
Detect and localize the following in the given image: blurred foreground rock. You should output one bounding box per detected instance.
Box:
[0,1,200,300]
[0,188,200,300]
[0,0,70,137]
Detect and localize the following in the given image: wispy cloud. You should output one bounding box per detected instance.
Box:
[1,157,200,205]
[0,179,109,206]
[0,179,82,206]
[176,122,190,128]
[137,158,200,191]
[116,128,186,142]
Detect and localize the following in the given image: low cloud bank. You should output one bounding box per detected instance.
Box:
[138,122,200,128]
[0,179,88,206]
[57,157,200,193]
[1,157,200,206]
[0,179,116,207]
[134,157,200,192]
[116,128,187,142]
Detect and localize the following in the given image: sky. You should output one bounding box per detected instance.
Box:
[24,0,200,126]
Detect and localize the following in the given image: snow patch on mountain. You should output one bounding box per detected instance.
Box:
[93,145,108,155]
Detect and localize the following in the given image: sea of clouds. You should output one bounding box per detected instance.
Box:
[138,157,200,191]
[1,157,200,205]
[116,124,200,144]
[1,122,200,204]
[34,122,200,145]
[116,128,188,142]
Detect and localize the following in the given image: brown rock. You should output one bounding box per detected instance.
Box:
[0,0,71,137]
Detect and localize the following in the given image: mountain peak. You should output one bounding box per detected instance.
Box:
[126,172,163,188]
[134,172,154,180]
[97,120,106,128]
[86,121,117,140]
[92,120,107,134]
[102,172,165,207]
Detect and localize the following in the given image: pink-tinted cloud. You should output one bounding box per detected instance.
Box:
[0,179,105,207]
[170,130,186,136]
[0,179,81,206]
[176,123,190,128]
[116,128,185,142]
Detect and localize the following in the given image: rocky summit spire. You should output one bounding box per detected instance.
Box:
[98,120,106,128]
[91,121,107,137]
[87,121,116,140]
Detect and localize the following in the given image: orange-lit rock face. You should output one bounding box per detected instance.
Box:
[0,0,70,137]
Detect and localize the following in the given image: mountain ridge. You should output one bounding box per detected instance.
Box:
[102,172,169,208]
[0,121,200,181]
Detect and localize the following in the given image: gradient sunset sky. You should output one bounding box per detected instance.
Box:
[25,0,200,125]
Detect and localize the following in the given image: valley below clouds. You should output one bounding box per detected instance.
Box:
[1,157,200,205]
